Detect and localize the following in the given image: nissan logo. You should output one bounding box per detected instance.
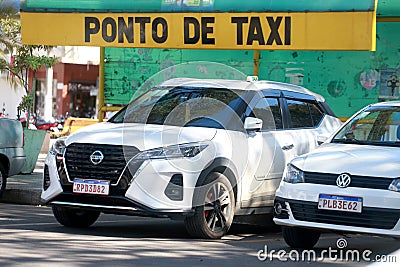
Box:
[90,150,104,165]
[336,173,351,188]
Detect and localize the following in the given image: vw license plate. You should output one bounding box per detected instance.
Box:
[318,194,362,213]
[73,179,110,195]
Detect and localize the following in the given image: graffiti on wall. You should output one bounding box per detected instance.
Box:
[265,61,305,86]
[285,62,304,86]
[360,69,380,91]
[327,80,346,98]
[379,69,400,98]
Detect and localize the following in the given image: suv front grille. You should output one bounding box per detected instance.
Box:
[304,172,392,190]
[288,200,400,230]
[64,143,140,184]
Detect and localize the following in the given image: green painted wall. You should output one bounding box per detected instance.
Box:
[258,22,400,117]
[103,49,254,104]
[378,0,400,17]
[104,22,400,118]
[21,0,374,13]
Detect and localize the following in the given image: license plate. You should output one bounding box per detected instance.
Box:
[318,194,362,213]
[73,179,110,195]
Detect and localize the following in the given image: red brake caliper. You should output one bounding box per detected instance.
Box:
[205,193,213,218]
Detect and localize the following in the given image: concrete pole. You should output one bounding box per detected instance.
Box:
[253,50,260,76]
[44,67,54,120]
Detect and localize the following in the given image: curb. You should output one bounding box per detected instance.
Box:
[0,152,47,206]
[1,189,42,205]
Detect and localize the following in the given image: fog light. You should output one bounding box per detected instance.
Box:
[274,199,289,219]
[43,165,50,190]
[275,203,283,215]
[165,174,183,201]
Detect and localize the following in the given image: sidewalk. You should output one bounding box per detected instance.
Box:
[0,136,56,205]
[1,153,46,205]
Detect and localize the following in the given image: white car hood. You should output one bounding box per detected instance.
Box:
[292,143,400,178]
[65,122,217,150]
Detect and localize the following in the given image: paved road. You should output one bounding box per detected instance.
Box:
[0,203,398,267]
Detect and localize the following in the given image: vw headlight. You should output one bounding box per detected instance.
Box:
[50,137,66,156]
[283,163,305,184]
[388,179,400,192]
[132,143,208,161]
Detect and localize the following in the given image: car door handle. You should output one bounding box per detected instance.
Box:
[282,144,294,150]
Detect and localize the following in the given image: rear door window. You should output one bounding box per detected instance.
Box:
[286,99,324,128]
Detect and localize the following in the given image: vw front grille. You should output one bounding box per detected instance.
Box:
[304,172,392,190]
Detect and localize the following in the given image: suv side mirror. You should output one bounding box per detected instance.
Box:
[244,117,263,131]
[317,135,329,145]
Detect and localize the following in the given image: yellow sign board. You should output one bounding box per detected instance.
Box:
[21,12,376,51]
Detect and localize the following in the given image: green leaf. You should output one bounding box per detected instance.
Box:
[1,1,58,95]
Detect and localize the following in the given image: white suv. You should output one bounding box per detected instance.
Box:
[42,78,342,239]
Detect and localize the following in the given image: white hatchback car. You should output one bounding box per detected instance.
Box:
[42,77,342,239]
[274,101,400,248]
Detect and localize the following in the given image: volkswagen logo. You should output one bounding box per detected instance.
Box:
[336,173,351,188]
[90,150,104,165]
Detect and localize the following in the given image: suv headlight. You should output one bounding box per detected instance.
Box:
[50,137,66,157]
[388,179,400,192]
[283,163,305,184]
[132,143,208,161]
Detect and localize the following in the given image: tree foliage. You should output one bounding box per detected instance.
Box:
[17,93,33,113]
[0,0,58,94]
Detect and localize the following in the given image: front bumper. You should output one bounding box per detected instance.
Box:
[49,198,194,218]
[273,182,400,237]
[41,151,205,217]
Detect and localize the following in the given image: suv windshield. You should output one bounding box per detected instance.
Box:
[110,86,248,130]
[332,106,400,146]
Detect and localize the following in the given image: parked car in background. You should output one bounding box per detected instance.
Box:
[274,101,400,248]
[35,116,60,131]
[42,77,342,239]
[50,117,99,139]
[0,118,26,197]
[19,115,61,132]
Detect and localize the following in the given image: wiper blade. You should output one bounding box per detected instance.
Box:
[382,141,400,147]
[332,139,400,147]
[331,138,362,144]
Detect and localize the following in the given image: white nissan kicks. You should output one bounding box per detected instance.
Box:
[274,101,400,248]
[42,77,342,239]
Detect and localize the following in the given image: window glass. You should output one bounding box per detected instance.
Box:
[110,87,247,130]
[309,103,324,126]
[287,99,313,128]
[252,98,283,130]
[333,106,400,145]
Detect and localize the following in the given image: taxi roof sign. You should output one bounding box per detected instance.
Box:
[247,76,259,82]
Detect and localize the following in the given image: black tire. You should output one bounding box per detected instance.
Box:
[185,172,235,239]
[0,162,7,198]
[52,205,100,228]
[282,226,321,249]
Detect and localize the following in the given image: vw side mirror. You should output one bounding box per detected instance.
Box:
[317,135,328,145]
